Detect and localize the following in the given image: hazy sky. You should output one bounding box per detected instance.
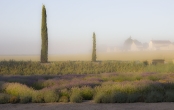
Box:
[0,0,174,55]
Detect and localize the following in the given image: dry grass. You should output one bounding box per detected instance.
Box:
[0,50,174,62]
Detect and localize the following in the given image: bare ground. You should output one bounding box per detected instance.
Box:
[1,101,174,110]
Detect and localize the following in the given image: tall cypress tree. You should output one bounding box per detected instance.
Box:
[92,32,97,62]
[41,5,48,63]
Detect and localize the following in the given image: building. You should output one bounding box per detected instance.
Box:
[148,40,174,50]
[130,40,143,51]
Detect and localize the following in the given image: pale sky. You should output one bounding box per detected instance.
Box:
[0,0,174,55]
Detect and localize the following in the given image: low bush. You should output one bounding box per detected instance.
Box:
[9,96,20,103]
[111,92,127,103]
[164,90,174,102]
[32,91,44,103]
[81,86,94,100]
[70,87,82,103]
[145,91,164,102]
[127,93,142,103]
[43,89,59,103]
[59,89,70,102]
[59,89,70,98]
[0,93,10,104]
[94,92,111,103]
[0,81,5,92]
[20,96,32,103]
[4,83,33,97]
[59,96,69,102]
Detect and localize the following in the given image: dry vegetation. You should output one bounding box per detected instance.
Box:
[0,50,174,62]
[0,72,174,104]
[0,50,174,104]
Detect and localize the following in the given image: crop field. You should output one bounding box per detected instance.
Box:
[0,59,174,104]
[1,72,174,104]
[0,50,174,104]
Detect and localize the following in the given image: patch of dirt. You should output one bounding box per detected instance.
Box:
[1,102,174,110]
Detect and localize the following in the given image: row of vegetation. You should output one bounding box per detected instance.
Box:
[0,72,174,103]
[0,60,174,75]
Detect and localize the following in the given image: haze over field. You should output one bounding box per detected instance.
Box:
[0,0,174,55]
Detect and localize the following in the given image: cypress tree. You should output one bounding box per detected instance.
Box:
[41,5,48,63]
[92,32,97,62]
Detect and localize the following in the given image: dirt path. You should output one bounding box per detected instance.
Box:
[1,101,174,110]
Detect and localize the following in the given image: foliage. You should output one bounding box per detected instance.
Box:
[2,60,174,75]
[145,91,164,103]
[127,93,142,103]
[0,81,5,92]
[94,92,111,103]
[41,5,48,63]
[0,60,148,75]
[0,93,10,104]
[92,32,97,62]
[1,63,174,103]
[164,90,174,102]
[81,86,93,100]
[32,91,44,103]
[59,96,69,102]
[43,89,59,103]
[3,83,33,97]
[20,96,32,103]
[111,92,127,103]
[70,87,82,103]
[9,96,20,103]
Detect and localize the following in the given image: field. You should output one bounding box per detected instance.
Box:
[1,50,174,62]
[1,50,174,105]
[1,70,174,104]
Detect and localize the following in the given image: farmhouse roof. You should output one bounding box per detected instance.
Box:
[151,40,171,44]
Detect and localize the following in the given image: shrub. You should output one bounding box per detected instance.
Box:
[60,89,70,98]
[59,96,69,102]
[81,86,94,100]
[145,91,164,102]
[111,92,127,103]
[127,93,142,103]
[164,90,174,102]
[43,89,59,103]
[32,91,44,103]
[143,60,148,66]
[59,89,70,102]
[4,83,33,97]
[70,92,82,103]
[9,96,20,103]
[20,96,32,103]
[0,81,5,92]
[0,93,10,104]
[94,92,111,103]
[70,87,82,103]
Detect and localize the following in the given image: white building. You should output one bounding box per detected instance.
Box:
[130,40,144,51]
[148,40,174,50]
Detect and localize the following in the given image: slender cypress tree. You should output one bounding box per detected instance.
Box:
[41,5,48,63]
[92,32,97,62]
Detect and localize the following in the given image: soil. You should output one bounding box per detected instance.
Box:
[1,101,174,110]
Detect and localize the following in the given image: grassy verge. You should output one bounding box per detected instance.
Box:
[0,60,174,75]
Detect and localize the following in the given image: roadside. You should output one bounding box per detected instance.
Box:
[1,101,174,110]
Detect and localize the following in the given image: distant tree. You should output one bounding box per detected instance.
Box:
[124,36,133,50]
[41,5,48,63]
[92,32,97,62]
